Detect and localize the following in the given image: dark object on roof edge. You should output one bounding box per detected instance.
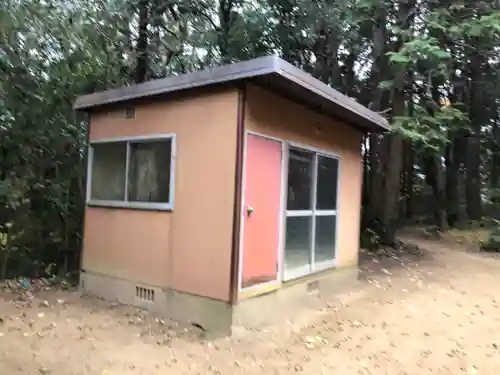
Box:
[74,55,390,133]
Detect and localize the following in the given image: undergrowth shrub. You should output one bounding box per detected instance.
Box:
[480,219,500,252]
[360,228,381,251]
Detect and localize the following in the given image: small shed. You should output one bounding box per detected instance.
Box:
[75,55,389,333]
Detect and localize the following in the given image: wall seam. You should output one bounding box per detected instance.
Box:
[229,84,246,305]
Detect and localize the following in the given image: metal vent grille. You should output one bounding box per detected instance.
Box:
[125,107,135,119]
[135,286,155,302]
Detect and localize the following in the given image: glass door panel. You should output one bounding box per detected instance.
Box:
[284,146,339,279]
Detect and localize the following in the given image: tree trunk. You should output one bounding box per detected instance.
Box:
[368,135,385,225]
[135,0,150,83]
[379,81,405,244]
[465,50,483,220]
[434,160,449,231]
[424,153,449,230]
[445,135,461,226]
[0,248,10,280]
[371,0,416,245]
[447,74,468,225]
[218,0,234,64]
[401,140,414,219]
[343,52,357,98]
[490,119,500,189]
[366,3,388,229]
[379,134,404,244]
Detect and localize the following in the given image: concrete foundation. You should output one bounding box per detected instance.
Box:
[80,266,360,336]
[234,266,361,328]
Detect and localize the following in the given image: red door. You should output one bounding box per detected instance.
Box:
[241,133,282,288]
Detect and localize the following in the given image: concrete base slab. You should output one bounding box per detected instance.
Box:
[80,270,233,334]
[233,266,361,328]
[80,266,360,336]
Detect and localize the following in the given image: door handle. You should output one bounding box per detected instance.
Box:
[246,204,255,217]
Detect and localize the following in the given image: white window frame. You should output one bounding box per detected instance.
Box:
[86,133,176,211]
[283,143,340,281]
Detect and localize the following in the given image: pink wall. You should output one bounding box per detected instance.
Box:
[244,84,363,268]
[84,88,239,301]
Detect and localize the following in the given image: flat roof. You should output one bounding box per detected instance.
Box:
[74,55,390,133]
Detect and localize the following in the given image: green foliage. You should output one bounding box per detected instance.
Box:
[387,37,450,68]
[480,220,500,252]
[0,0,108,277]
[360,228,381,251]
[463,13,500,38]
[0,0,500,276]
[392,104,468,150]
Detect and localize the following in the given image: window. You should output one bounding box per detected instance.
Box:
[284,146,339,279]
[88,135,175,210]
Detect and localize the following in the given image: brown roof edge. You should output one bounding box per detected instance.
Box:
[73,56,276,110]
[275,59,390,131]
[74,55,390,133]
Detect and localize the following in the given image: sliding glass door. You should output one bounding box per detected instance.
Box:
[284,145,339,280]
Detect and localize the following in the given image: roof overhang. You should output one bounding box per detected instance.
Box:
[74,55,390,133]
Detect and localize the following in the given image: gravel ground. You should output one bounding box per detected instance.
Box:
[1,234,499,375]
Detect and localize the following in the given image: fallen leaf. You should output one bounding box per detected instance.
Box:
[467,365,478,374]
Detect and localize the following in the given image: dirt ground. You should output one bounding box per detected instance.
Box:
[2,234,500,375]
